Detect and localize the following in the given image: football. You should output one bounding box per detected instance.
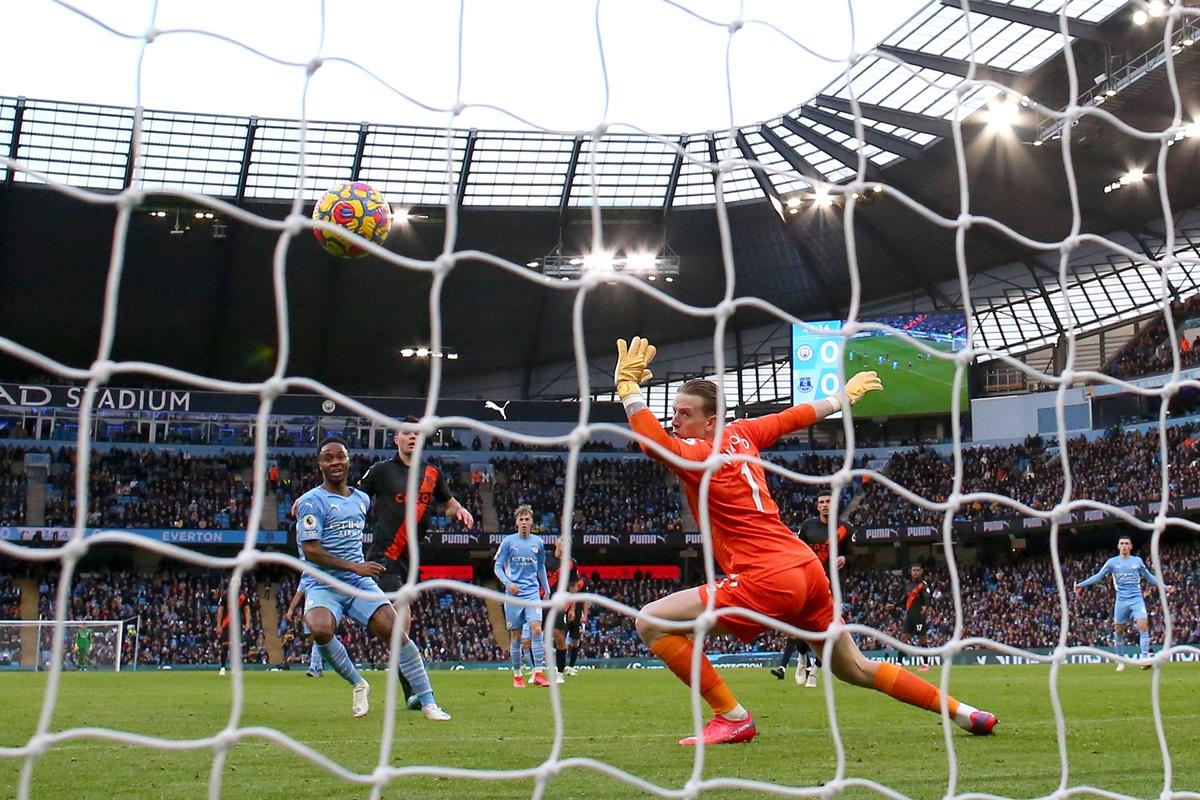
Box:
[311,180,392,258]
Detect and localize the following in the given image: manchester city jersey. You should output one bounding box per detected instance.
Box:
[493,533,549,599]
[1078,555,1160,601]
[295,485,371,589]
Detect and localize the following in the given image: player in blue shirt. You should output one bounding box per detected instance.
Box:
[1074,535,1175,670]
[494,505,551,688]
[296,437,450,720]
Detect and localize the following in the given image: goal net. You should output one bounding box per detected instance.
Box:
[0,620,131,672]
[1,0,1199,799]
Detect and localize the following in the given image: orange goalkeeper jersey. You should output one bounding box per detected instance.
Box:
[629,406,821,578]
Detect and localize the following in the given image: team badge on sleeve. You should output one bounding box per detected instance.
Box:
[301,514,318,535]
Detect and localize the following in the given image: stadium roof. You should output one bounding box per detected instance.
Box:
[2,0,1199,401]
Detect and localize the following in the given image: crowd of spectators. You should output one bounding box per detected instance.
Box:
[35,568,268,668]
[0,446,27,525]
[850,426,1200,527]
[491,457,683,534]
[42,448,257,530]
[1105,295,1200,379]
[0,575,21,666]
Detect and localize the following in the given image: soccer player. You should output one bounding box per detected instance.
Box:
[772,492,851,687]
[74,626,92,671]
[898,565,931,672]
[296,437,450,720]
[614,336,996,745]
[360,415,475,707]
[547,536,590,681]
[1074,535,1175,670]
[214,587,248,677]
[286,587,324,677]
[494,504,551,688]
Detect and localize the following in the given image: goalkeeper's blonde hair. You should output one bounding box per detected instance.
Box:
[679,378,719,417]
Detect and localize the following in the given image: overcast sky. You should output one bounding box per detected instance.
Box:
[5,0,925,133]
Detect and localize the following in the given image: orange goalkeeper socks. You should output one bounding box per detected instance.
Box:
[873,661,961,717]
[651,635,738,715]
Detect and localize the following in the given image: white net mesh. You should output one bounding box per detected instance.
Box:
[2,1,1200,798]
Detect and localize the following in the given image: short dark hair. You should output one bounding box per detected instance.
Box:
[678,379,719,417]
[317,436,348,456]
[1118,535,1132,543]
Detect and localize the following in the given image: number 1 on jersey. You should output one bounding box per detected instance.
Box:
[740,462,766,512]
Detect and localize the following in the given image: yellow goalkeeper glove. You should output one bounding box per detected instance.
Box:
[614,336,657,399]
[845,370,883,405]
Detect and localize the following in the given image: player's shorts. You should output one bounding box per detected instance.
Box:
[504,598,544,631]
[696,559,834,644]
[1114,597,1148,625]
[902,612,926,636]
[303,574,390,629]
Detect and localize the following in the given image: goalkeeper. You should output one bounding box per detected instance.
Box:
[614,336,997,745]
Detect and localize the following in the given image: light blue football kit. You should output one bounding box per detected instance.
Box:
[1078,554,1164,658]
[295,482,439,707]
[494,533,550,674]
[296,486,389,628]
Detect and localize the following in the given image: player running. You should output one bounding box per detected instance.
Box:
[296,437,450,720]
[360,415,475,708]
[772,492,851,687]
[494,504,552,688]
[615,336,997,745]
[1074,535,1174,670]
[898,565,932,671]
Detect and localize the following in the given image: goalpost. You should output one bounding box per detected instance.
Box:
[0,619,135,672]
[1,0,1199,798]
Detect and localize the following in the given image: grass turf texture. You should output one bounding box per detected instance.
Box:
[844,336,967,417]
[2,665,1196,799]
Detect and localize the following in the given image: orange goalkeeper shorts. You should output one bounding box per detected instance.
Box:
[696,559,834,643]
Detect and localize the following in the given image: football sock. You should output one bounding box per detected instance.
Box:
[873,662,978,729]
[531,632,546,672]
[650,635,737,715]
[219,644,229,669]
[399,672,414,699]
[555,647,567,672]
[1139,629,1151,658]
[568,645,580,668]
[398,639,434,706]
[318,637,362,685]
[308,643,323,673]
[510,638,523,674]
[1113,629,1124,656]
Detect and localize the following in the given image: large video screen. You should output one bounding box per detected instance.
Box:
[791,313,969,416]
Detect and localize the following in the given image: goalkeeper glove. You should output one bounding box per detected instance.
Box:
[614,336,657,399]
[844,370,883,405]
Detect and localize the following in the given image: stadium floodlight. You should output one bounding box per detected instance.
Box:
[813,187,833,208]
[1148,0,1165,18]
[399,348,415,357]
[1122,168,1146,184]
[539,245,680,281]
[1133,9,1149,24]
[392,206,411,224]
[415,347,430,357]
[626,252,657,273]
[526,261,539,268]
[582,252,614,272]
[985,98,1019,133]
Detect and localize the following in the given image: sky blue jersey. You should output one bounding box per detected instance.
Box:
[295,485,371,590]
[1078,555,1162,602]
[493,533,550,599]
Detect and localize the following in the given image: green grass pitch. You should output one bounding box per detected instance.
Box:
[845,336,967,417]
[2,665,1197,799]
